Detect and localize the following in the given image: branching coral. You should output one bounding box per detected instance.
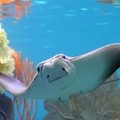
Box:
[0,27,15,76]
[0,26,38,120]
[13,52,38,120]
[44,73,120,120]
[0,26,15,119]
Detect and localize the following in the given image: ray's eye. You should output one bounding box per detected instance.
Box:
[62,55,66,59]
[62,67,65,71]
[37,67,40,73]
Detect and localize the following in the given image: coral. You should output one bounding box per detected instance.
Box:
[0,27,15,76]
[0,26,38,120]
[13,51,38,120]
[44,73,120,120]
[0,27,38,120]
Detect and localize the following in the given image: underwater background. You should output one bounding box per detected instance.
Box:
[1,0,120,119]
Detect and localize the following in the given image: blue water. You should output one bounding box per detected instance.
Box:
[1,0,120,119]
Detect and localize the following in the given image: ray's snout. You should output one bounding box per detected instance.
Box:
[41,58,68,83]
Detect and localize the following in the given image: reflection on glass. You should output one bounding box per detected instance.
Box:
[98,0,116,4]
[0,0,31,20]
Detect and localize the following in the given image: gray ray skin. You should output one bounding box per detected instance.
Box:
[0,43,120,101]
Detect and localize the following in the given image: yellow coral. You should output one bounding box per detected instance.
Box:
[0,28,15,76]
[0,29,9,46]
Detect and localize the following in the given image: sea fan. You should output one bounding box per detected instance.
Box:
[13,52,38,120]
[44,73,120,120]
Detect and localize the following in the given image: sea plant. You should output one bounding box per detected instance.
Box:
[44,73,120,120]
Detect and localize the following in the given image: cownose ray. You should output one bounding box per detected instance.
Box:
[0,43,120,101]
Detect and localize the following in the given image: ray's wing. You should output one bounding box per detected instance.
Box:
[0,70,44,99]
[69,44,120,93]
[0,73,27,95]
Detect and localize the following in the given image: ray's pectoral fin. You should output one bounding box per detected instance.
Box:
[0,72,42,99]
[0,73,27,95]
[70,43,120,93]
